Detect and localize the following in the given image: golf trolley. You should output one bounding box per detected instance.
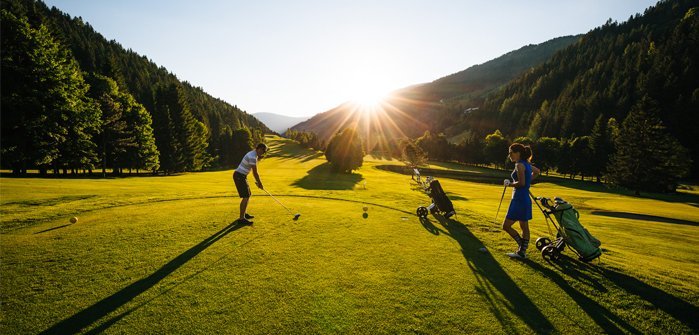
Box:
[531,192,602,263]
[413,169,456,219]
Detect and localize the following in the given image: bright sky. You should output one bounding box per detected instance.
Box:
[45,0,658,117]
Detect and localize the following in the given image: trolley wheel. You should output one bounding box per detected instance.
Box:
[416,206,428,218]
[535,237,551,251]
[541,245,560,263]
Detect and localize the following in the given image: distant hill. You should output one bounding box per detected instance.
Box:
[461,0,699,174]
[253,113,310,134]
[291,36,580,149]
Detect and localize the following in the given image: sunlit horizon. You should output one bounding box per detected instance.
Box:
[44,0,659,118]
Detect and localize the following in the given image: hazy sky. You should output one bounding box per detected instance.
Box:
[45,0,658,117]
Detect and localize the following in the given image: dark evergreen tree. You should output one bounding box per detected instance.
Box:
[557,139,574,178]
[607,96,691,194]
[230,127,253,165]
[569,136,595,180]
[1,10,98,175]
[153,83,210,172]
[120,93,159,173]
[534,137,561,175]
[85,74,131,175]
[152,85,181,174]
[589,115,613,182]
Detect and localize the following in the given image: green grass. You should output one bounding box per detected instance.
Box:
[1,135,698,334]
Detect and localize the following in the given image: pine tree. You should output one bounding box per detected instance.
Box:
[589,115,613,182]
[152,83,210,172]
[569,136,594,181]
[607,96,691,194]
[230,127,253,165]
[121,94,159,173]
[85,74,131,175]
[153,85,181,174]
[1,10,98,174]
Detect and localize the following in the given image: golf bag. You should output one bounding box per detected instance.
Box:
[414,169,456,219]
[531,193,602,263]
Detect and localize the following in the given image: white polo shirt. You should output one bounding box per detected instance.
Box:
[235,150,257,175]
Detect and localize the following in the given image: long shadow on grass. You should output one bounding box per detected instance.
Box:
[292,162,363,190]
[426,215,555,334]
[40,221,245,335]
[592,265,699,332]
[525,258,641,334]
[590,210,698,226]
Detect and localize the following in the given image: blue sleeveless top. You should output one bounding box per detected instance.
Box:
[511,160,532,199]
[506,160,533,221]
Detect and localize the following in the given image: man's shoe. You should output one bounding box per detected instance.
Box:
[245,213,254,219]
[238,218,254,225]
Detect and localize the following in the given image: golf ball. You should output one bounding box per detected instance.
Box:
[70,217,78,224]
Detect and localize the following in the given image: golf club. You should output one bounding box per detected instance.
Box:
[262,189,301,220]
[495,184,507,221]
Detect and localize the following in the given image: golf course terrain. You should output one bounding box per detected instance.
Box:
[1,136,697,334]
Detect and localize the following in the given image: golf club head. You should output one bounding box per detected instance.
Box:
[293,213,301,221]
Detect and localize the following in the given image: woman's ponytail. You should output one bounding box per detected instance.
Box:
[524,146,532,162]
[509,143,533,162]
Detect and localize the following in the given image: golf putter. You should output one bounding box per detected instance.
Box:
[262,189,301,220]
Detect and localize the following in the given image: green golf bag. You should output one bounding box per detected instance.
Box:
[532,194,602,263]
[549,201,602,262]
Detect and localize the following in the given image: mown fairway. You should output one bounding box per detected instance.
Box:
[1,136,698,334]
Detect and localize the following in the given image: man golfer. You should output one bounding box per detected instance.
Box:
[233,143,268,225]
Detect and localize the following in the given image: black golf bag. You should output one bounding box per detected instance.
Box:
[416,177,456,219]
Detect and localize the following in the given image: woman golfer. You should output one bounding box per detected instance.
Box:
[502,143,540,258]
[233,143,268,225]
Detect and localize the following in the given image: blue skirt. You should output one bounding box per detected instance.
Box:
[506,194,532,221]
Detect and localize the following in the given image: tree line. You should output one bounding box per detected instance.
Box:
[285,92,689,194]
[401,94,690,193]
[283,129,324,151]
[1,0,267,175]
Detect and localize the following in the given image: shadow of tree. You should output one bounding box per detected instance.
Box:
[425,215,556,334]
[40,221,245,335]
[291,162,363,190]
[265,139,323,162]
[590,211,698,226]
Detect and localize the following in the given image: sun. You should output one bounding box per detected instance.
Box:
[352,92,386,110]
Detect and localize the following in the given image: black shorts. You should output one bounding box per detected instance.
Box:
[233,171,251,198]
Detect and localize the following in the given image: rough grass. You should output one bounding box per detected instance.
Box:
[1,135,697,334]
